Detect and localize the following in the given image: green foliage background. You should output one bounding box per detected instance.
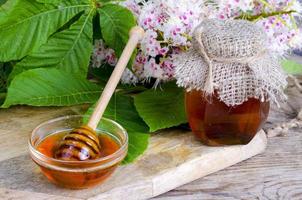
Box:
[282,60,302,75]
[0,0,186,163]
[0,0,301,163]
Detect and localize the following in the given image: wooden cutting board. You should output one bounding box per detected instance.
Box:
[0,106,267,200]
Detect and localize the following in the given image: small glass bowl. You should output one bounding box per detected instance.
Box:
[29,115,128,189]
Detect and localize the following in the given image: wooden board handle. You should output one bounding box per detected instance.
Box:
[87,26,145,130]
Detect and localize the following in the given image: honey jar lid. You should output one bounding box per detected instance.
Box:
[197,19,266,59]
[174,19,287,106]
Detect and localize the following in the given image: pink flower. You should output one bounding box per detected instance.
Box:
[105,49,117,66]
[161,58,175,79]
[90,0,302,85]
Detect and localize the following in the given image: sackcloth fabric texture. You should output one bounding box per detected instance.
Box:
[174,19,288,106]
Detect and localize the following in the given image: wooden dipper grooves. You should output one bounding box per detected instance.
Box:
[54,26,145,161]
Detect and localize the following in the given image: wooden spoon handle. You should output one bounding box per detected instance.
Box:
[87,26,145,130]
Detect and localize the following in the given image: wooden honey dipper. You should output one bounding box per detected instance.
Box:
[54,26,145,161]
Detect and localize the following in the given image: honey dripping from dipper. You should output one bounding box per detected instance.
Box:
[54,126,102,161]
[36,130,120,188]
[37,130,120,161]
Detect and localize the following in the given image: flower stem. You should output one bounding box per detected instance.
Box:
[235,10,296,21]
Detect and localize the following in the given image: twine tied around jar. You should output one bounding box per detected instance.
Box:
[194,24,268,95]
[174,19,288,106]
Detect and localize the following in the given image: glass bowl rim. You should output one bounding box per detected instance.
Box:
[28,115,128,166]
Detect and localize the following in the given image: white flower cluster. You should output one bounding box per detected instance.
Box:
[92,0,302,84]
[212,0,302,56]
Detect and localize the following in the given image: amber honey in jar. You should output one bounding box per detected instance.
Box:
[186,90,270,146]
[174,19,287,146]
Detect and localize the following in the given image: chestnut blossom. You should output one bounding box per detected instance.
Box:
[92,40,117,68]
[91,39,137,84]
[212,0,302,56]
[92,0,302,85]
[123,0,204,82]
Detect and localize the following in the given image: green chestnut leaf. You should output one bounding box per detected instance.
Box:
[0,0,89,62]
[98,4,137,69]
[134,83,187,132]
[10,11,94,79]
[2,68,102,108]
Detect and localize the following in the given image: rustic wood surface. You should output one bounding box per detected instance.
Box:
[0,105,267,200]
[155,75,302,200]
[0,67,301,199]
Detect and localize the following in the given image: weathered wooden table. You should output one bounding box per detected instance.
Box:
[0,72,301,199]
[156,74,302,200]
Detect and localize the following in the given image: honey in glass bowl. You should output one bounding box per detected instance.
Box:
[186,90,270,146]
[29,115,128,189]
[36,131,120,188]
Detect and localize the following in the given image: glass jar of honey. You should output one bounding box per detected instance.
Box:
[174,19,287,146]
[186,90,270,146]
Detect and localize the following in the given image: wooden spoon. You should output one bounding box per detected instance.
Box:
[54,26,145,161]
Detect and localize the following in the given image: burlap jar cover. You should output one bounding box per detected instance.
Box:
[174,19,287,106]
